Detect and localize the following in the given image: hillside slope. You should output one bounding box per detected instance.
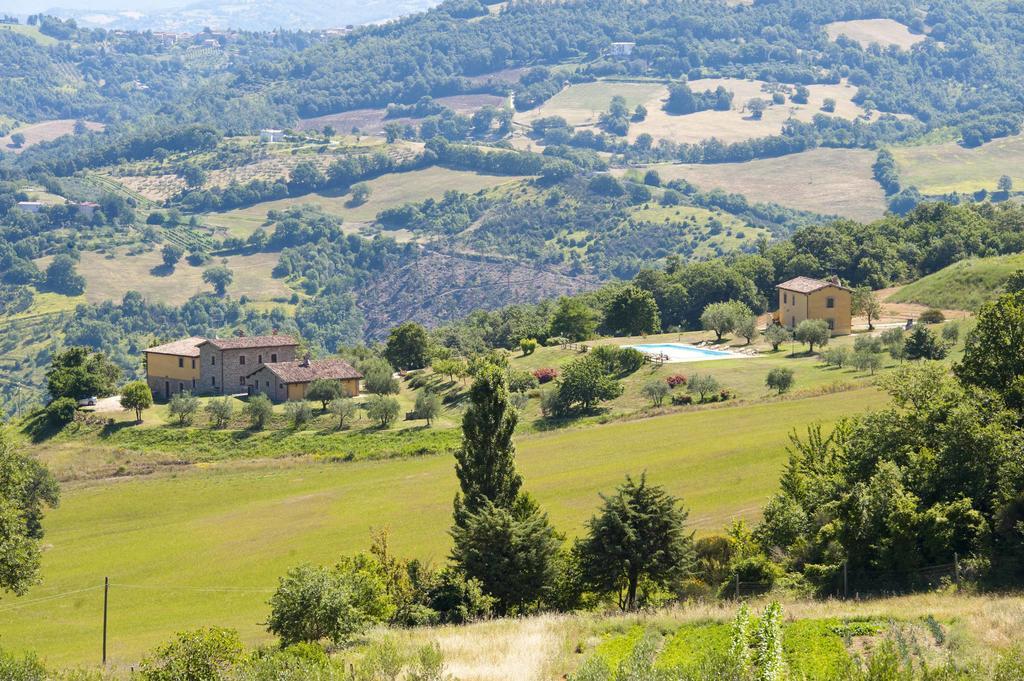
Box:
[888,253,1024,311]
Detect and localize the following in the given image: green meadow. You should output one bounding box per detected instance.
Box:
[888,253,1024,310]
[0,386,882,668]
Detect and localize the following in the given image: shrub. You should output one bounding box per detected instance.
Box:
[507,369,540,393]
[853,335,883,354]
[666,374,687,388]
[765,367,795,394]
[362,358,400,394]
[616,347,646,374]
[285,400,312,428]
[168,391,199,425]
[821,346,850,368]
[45,397,77,426]
[905,325,948,360]
[244,394,273,430]
[0,648,47,681]
[532,367,559,384]
[138,627,244,681]
[553,355,624,414]
[642,379,670,407]
[205,397,234,429]
[366,394,401,428]
[919,308,946,324]
[671,393,693,406]
[519,338,538,355]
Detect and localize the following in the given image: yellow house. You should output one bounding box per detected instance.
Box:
[245,357,363,403]
[144,337,205,399]
[776,276,852,336]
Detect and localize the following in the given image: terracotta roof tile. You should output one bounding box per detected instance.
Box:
[250,359,363,383]
[200,335,299,350]
[145,336,206,357]
[776,276,851,293]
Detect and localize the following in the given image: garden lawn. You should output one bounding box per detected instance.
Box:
[2,387,881,667]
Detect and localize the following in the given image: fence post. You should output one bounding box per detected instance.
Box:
[954,552,961,588]
[735,573,740,599]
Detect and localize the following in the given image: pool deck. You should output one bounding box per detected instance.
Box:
[627,342,756,364]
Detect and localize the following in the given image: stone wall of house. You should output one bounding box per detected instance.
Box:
[198,344,296,395]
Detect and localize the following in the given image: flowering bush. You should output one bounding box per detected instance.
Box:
[532,367,559,384]
[666,374,687,388]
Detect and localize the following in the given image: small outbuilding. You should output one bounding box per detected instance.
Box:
[246,357,362,403]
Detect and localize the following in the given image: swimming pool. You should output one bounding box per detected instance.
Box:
[627,343,747,363]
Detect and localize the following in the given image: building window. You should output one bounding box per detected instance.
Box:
[211,355,216,365]
[279,384,284,390]
[179,382,184,392]
[783,293,788,304]
[178,357,184,368]
[258,354,263,364]
[239,355,246,365]
[191,358,196,369]
[192,378,196,388]
[271,353,278,363]
[827,319,835,330]
[212,376,217,387]
[240,376,246,385]
[826,297,835,309]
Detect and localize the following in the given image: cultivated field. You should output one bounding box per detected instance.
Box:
[887,253,1024,311]
[515,78,877,146]
[0,119,105,153]
[891,134,1024,195]
[0,386,883,666]
[50,249,290,305]
[297,94,509,135]
[202,167,528,237]
[630,148,887,222]
[824,19,926,51]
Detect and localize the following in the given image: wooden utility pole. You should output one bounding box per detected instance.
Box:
[843,561,848,599]
[102,577,109,666]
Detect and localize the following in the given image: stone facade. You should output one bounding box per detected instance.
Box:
[196,336,298,395]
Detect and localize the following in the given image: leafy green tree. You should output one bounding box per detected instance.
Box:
[764,324,791,351]
[519,338,538,356]
[550,296,597,342]
[735,314,758,345]
[168,391,199,425]
[10,132,25,148]
[603,286,661,337]
[450,497,559,615]
[362,358,400,394]
[384,322,431,370]
[267,558,394,646]
[202,265,233,296]
[904,325,947,361]
[852,350,883,375]
[349,182,371,206]
[822,346,850,368]
[366,394,400,428]
[641,379,670,407]
[794,319,830,353]
[554,355,624,414]
[285,400,312,428]
[161,244,184,270]
[244,394,272,430]
[306,379,342,410]
[43,255,85,295]
[579,474,694,610]
[0,430,59,596]
[46,347,120,400]
[686,373,721,402]
[137,627,243,681]
[120,381,153,421]
[454,366,522,523]
[206,397,234,429]
[415,390,443,425]
[1005,269,1024,294]
[998,175,1013,194]
[45,397,78,427]
[765,368,794,394]
[432,358,466,384]
[852,287,883,330]
[956,291,1024,407]
[329,397,358,429]
[942,321,960,345]
[701,301,752,341]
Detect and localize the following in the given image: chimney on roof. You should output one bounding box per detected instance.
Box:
[272,328,278,335]
[235,329,246,336]
[828,275,840,285]
[301,354,311,367]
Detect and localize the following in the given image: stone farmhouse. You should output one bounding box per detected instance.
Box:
[145,333,362,402]
[246,357,362,403]
[775,276,853,336]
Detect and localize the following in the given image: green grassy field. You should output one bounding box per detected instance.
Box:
[824,19,925,50]
[629,148,887,222]
[201,167,527,238]
[0,24,58,46]
[891,134,1024,195]
[888,253,1024,310]
[0,386,883,667]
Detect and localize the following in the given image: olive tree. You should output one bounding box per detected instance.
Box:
[794,320,830,353]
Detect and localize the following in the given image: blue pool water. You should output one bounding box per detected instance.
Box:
[627,343,745,363]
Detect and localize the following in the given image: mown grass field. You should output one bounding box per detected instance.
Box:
[888,253,1024,310]
[633,148,887,222]
[0,119,104,152]
[824,19,926,50]
[2,385,883,667]
[201,167,528,238]
[891,134,1024,195]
